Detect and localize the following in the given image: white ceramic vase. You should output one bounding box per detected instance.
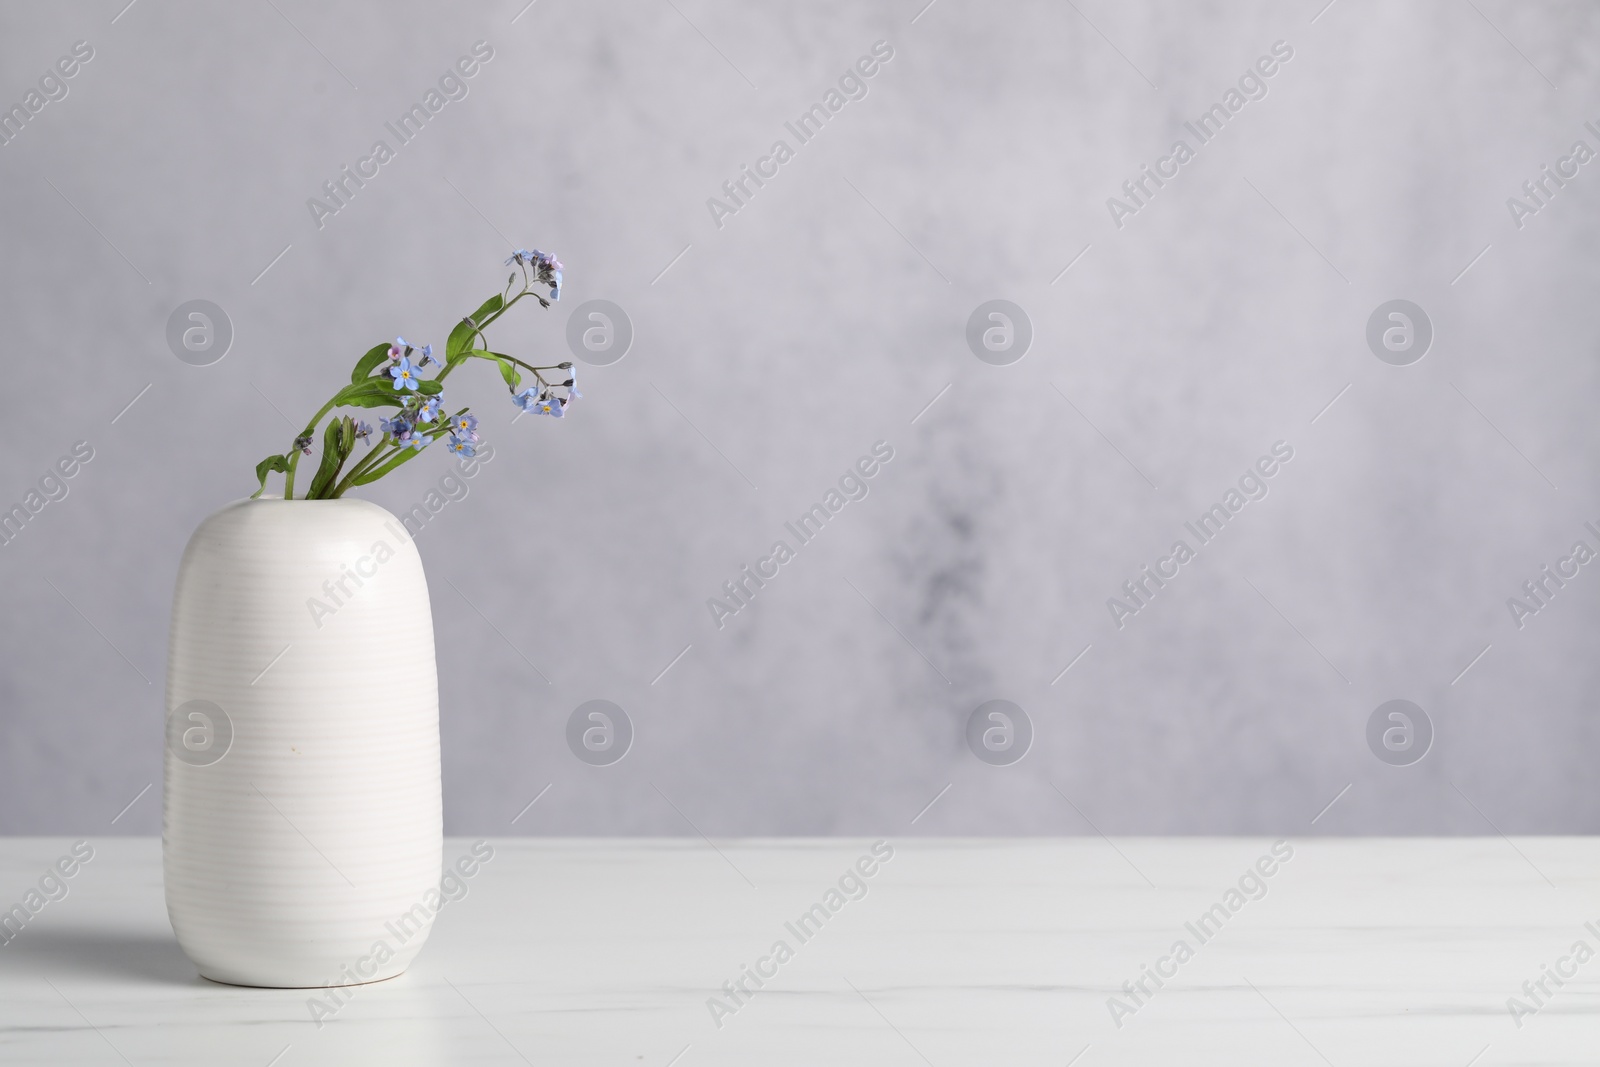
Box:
[163,498,443,988]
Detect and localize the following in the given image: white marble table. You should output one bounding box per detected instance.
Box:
[1,837,1596,1064]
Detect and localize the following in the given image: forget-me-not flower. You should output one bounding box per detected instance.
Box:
[390,357,421,391]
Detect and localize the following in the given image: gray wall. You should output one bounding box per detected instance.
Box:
[3,0,1598,836]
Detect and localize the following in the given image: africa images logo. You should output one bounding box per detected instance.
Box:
[1104,40,1294,229]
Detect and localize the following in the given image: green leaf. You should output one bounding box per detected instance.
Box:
[307,420,347,499]
[496,356,520,392]
[447,295,503,364]
[445,319,475,365]
[350,342,391,384]
[335,380,406,409]
[342,391,405,409]
[417,378,443,396]
[460,348,522,392]
[253,454,289,497]
[471,293,503,323]
[352,440,426,485]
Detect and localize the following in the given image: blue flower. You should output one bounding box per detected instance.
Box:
[409,432,429,450]
[379,415,411,439]
[417,395,442,423]
[389,357,420,391]
[533,251,562,299]
[354,420,374,444]
[417,344,435,367]
[447,432,477,457]
[566,387,583,404]
[514,388,568,417]
[508,249,563,300]
[449,412,479,439]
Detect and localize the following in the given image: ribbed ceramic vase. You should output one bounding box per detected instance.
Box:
[163,498,442,988]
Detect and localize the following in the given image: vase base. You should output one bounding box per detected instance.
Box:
[197,967,410,990]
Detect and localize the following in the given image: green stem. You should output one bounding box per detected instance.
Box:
[283,398,340,500]
[313,439,352,500]
[328,437,398,499]
[437,286,543,386]
[441,349,559,394]
[287,275,552,497]
[501,354,560,377]
[474,288,536,335]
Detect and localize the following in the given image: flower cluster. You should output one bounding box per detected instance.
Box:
[251,250,581,500]
[446,412,479,457]
[370,339,445,451]
[506,248,562,303]
[514,362,580,418]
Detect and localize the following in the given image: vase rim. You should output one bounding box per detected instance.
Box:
[245,495,375,503]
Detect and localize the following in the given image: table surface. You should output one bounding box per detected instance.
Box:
[0,836,1595,1065]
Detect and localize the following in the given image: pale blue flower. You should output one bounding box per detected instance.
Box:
[389,357,421,391]
[536,252,562,300]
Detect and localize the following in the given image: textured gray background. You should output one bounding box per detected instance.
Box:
[2,0,1597,836]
